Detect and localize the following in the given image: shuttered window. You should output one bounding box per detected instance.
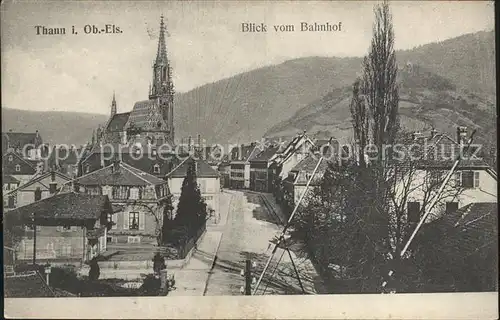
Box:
[139,212,145,230]
[473,172,480,188]
[112,213,118,229]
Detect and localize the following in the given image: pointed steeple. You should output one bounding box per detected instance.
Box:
[156,15,167,64]
[111,91,117,117]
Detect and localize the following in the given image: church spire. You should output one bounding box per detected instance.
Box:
[156,15,167,64]
[149,15,173,100]
[111,91,117,117]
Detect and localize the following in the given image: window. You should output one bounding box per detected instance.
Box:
[85,165,90,173]
[15,164,21,172]
[129,187,139,200]
[102,186,113,199]
[61,244,72,256]
[8,155,13,161]
[34,188,42,201]
[445,202,458,214]
[407,202,420,224]
[7,195,15,208]
[153,164,160,174]
[457,171,478,189]
[106,236,113,243]
[428,170,443,187]
[129,212,139,230]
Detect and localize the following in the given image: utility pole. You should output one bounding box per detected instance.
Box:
[240,259,257,295]
[32,212,37,265]
[245,259,252,295]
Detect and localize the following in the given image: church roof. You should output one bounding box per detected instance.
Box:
[107,112,130,132]
[126,100,160,130]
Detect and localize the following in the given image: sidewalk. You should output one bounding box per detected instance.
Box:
[168,230,223,296]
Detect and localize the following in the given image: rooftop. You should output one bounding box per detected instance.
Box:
[4,192,112,224]
[75,161,167,186]
[167,157,220,178]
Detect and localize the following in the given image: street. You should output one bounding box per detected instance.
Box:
[170,189,326,296]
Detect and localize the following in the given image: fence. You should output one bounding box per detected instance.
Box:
[170,222,206,259]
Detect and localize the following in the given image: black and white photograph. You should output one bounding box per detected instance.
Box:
[2,1,497,319]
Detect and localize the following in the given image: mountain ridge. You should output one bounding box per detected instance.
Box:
[2,30,495,147]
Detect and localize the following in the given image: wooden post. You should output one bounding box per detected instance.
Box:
[32,212,37,265]
[245,259,252,295]
[82,226,86,265]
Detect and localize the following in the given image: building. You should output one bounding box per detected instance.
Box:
[79,142,180,178]
[2,150,44,185]
[3,175,20,194]
[229,143,260,189]
[99,16,175,147]
[249,145,280,192]
[271,132,315,181]
[3,171,72,211]
[397,127,497,223]
[72,160,171,247]
[4,193,112,265]
[167,156,221,216]
[2,130,44,159]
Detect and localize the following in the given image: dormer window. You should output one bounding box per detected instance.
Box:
[15,164,20,172]
[8,155,13,162]
[153,164,160,174]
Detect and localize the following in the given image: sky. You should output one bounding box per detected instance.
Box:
[1,0,494,115]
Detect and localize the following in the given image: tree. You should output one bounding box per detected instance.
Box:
[175,159,207,236]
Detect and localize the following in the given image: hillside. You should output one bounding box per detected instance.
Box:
[265,65,496,148]
[2,31,495,147]
[1,108,107,146]
[174,30,495,144]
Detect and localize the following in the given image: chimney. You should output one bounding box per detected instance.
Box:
[430,128,437,139]
[111,160,120,173]
[457,126,467,145]
[49,182,57,195]
[51,171,56,182]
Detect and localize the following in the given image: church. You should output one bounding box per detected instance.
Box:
[98,15,175,147]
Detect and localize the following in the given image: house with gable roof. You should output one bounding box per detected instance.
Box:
[72,160,171,247]
[3,150,44,185]
[4,193,113,264]
[2,130,44,159]
[396,127,497,225]
[166,156,221,217]
[228,143,261,189]
[249,144,281,192]
[3,171,72,211]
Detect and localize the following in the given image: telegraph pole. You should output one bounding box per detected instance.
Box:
[244,259,252,295]
[240,259,256,295]
[32,212,37,265]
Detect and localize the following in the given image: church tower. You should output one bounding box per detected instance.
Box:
[110,91,117,117]
[149,15,175,144]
